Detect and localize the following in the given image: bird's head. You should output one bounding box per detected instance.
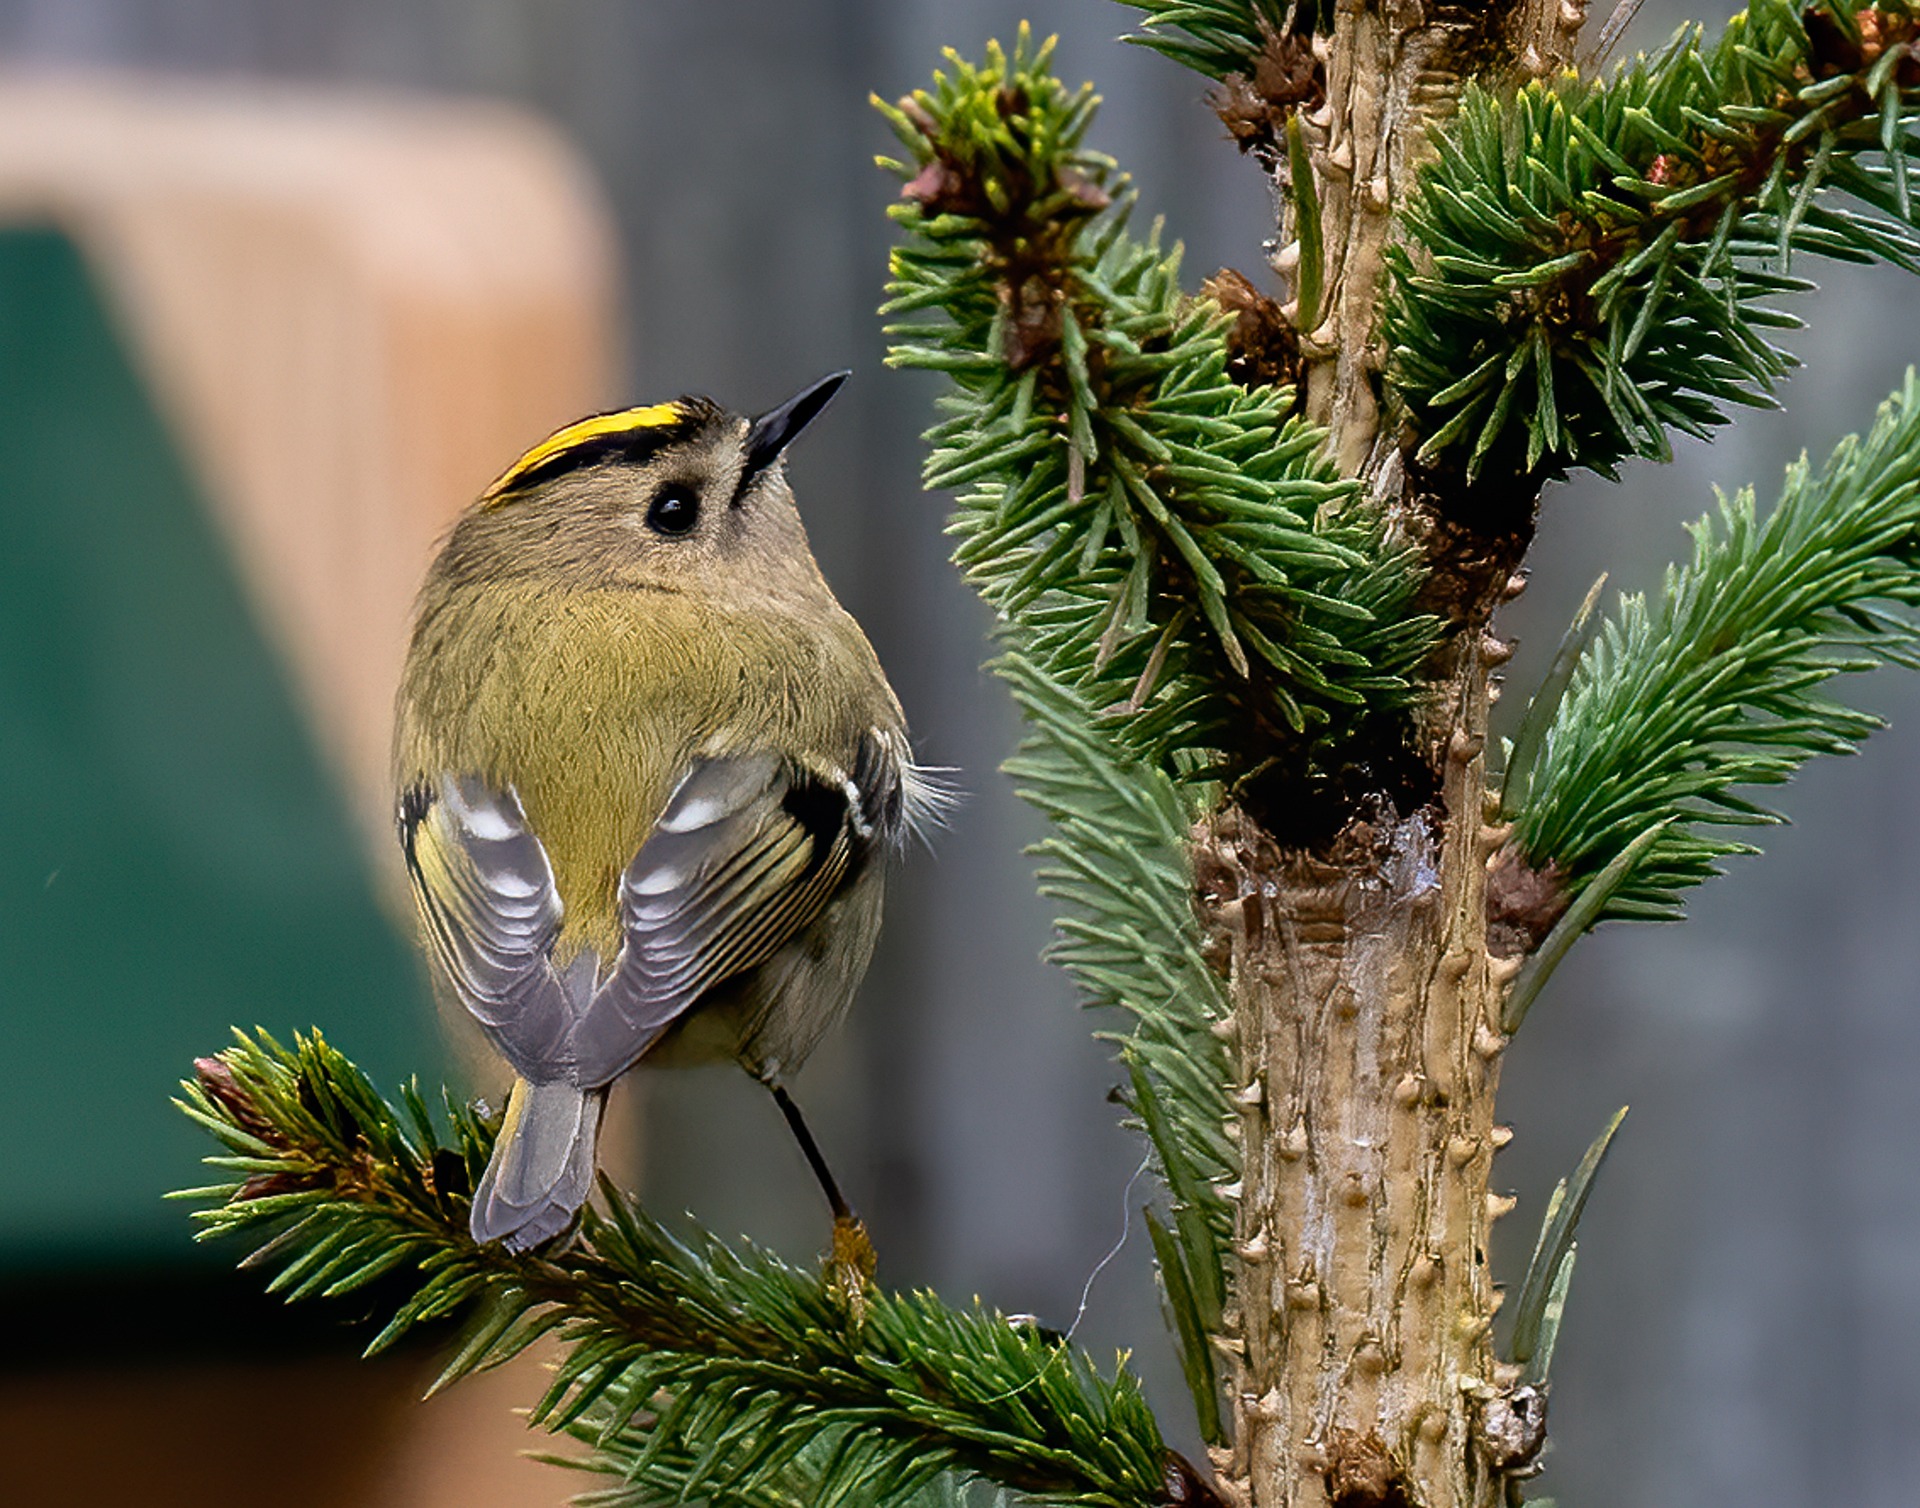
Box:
[443,372,850,602]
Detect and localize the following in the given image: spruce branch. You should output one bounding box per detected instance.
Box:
[877,28,1433,795]
[1112,1,1311,82]
[175,1031,1202,1508]
[997,648,1232,1441]
[872,29,1430,1437]
[1386,0,1920,487]
[1505,371,1920,923]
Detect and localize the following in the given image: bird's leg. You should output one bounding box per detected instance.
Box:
[765,1079,876,1320]
[767,1080,850,1219]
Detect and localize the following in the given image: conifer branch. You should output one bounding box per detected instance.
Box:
[1387,0,1920,487]
[175,1032,1201,1508]
[871,26,1428,1436]
[1505,372,1920,922]
[996,649,1232,1440]
[876,29,1433,792]
[1113,1,1308,80]
[876,29,1438,1437]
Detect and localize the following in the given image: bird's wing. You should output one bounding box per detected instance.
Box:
[571,751,868,1089]
[399,775,578,1082]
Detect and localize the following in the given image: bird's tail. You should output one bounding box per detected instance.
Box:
[471,1077,604,1252]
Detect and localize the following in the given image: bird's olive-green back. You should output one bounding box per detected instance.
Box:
[394,420,903,963]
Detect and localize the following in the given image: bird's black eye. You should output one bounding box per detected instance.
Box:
[646,482,701,536]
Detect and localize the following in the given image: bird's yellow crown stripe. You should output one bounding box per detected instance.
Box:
[482,402,688,503]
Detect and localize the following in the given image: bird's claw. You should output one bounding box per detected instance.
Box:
[828,1213,877,1326]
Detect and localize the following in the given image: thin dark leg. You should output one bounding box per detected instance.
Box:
[768,1081,852,1223]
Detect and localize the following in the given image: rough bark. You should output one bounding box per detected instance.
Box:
[1198,4,1585,1503]
[1289,6,1475,474]
[1197,632,1527,1508]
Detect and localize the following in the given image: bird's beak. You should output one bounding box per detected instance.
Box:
[743,371,849,483]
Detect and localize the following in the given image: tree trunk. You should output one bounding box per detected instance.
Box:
[1196,5,1589,1503]
[1197,635,1531,1508]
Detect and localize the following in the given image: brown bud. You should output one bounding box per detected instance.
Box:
[1162,1451,1230,1508]
[1200,268,1300,391]
[901,159,965,211]
[1206,31,1319,154]
[1486,847,1571,960]
[193,1055,278,1145]
[1057,167,1112,214]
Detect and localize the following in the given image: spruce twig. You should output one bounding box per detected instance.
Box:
[1509,373,1920,921]
[878,27,1434,793]
[175,1031,1194,1508]
[1115,1,1311,82]
[1387,0,1920,487]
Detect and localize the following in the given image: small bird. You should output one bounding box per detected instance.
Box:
[394,373,931,1253]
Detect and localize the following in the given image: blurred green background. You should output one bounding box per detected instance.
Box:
[0,229,437,1267]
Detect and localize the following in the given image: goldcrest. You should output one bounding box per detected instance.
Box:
[394,373,932,1251]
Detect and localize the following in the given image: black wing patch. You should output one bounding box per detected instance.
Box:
[570,754,858,1087]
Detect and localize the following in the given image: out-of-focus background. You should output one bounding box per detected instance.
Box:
[1,2,1917,1505]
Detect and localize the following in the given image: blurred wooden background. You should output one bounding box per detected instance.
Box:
[0,69,617,844]
[0,68,617,1508]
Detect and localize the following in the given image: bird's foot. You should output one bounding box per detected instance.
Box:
[828,1213,877,1327]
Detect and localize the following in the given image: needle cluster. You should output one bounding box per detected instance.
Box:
[1508,373,1920,919]
[1387,0,1920,487]
[175,1031,1186,1508]
[879,28,1433,788]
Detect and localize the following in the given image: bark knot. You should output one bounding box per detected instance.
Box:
[1472,1383,1549,1472]
[1324,1428,1414,1508]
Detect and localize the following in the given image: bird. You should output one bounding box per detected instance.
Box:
[393,372,933,1254]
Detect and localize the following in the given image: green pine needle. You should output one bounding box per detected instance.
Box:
[1506,1106,1628,1384]
[1113,0,1307,80]
[1387,0,1920,486]
[1510,371,1920,919]
[999,648,1234,1440]
[174,1031,1181,1508]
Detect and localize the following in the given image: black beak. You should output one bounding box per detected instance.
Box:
[743,371,849,483]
